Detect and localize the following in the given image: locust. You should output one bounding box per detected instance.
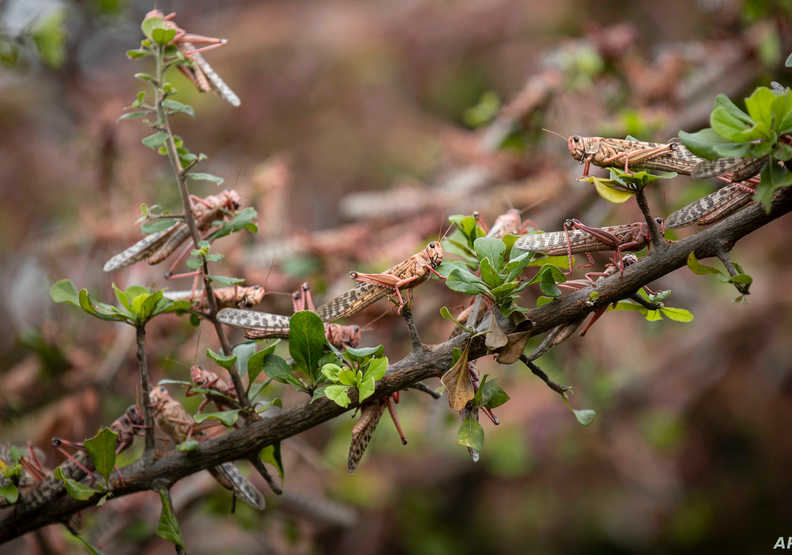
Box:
[665,177,758,229]
[514,218,663,275]
[149,385,265,510]
[316,241,444,322]
[187,365,240,413]
[347,391,407,473]
[474,208,536,239]
[20,406,144,511]
[103,189,240,273]
[0,444,47,506]
[217,283,362,349]
[164,284,267,310]
[145,10,240,107]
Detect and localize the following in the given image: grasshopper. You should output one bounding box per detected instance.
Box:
[187,365,240,413]
[20,406,144,511]
[217,283,362,349]
[567,135,703,176]
[665,177,758,229]
[347,391,407,473]
[149,385,265,510]
[145,10,240,107]
[316,241,444,321]
[164,284,267,310]
[103,189,240,273]
[474,208,536,239]
[515,218,662,275]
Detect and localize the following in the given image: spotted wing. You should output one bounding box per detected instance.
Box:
[210,462,265,510]
[347,400,386,473]
[187,46,241,107]
[316,283,388,322]
[666,184,753,228]
[217,308,291,334]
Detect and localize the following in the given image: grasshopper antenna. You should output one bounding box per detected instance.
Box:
[541,128,567,141]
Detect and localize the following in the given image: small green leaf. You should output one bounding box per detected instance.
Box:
[141,15,165,40]
[686,252,723,276]
[321,363,342,382]
[233,342,257,379]
[364,357,388,382]
[659,307,694,322]
[84,428,118,485]
[126,48,149,59]
[161,98,194,117]
[206,348,236,371]
[324,385,351,407]
[475,376,510,409]
[473,237,506,271]
[187,172,225,185]
[344,345,385,362]
[259,443,284,480]
[786,52,792,67]
[679,128,734,160]
[258,353,298,386]
[536,295,554,307]
[456,416,484,452]
[590,176,635,203]
[156,489,185,549]
[193,410,240,427]
[480,257,503,289]
[337,368,357,386]
[141,131,168,150]
[140,218,177,234]
[572,409,597,426]
[117,111,149,121]
[133,72,155,82]
[446,269,492,297]
[645,310,664,322]
[289,311,329,382]
[54,467,101,500]
[208,275,246,286]
[177,440,199,452]
[0,483,18,504]
[358,377,375,403]
[151,27,177,46]
[50,279,79,306]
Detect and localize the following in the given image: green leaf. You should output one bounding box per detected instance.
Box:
[193,410,240,427]
[755,159,792,211]
[364,357,388,382]
[177,440,199,452]
[344,345,385,362]
[0,483,18,504]
[161,98,194,117]
[141,14,165,40]
[140,218,177,234]
[743,87,775,132]
[84,428,118,485]
[358,377,376,403]
[324,385,351,407]
[138,290,163,323]
[78,290,124,322]
[473,237,506,271]
[156,489,185,549]
[321,363,342,382]
[528,264,565,297]
[187,172,225,185]
[590,176,635,203]
[141,131,168,151]
[536,295,554,307]
[645,310,663,322]
[232,342,257,379]
[54,467,101,500]
[151,27,177,46]
[337,368,357,386]
[50,279,79,306]
[686,252,723,276]
[206,348,236,371]
[133,72,155,82]
[446,269,492,297]
[773,91,792,133]
[126,48,149,59]
[679,128,735,160]
[572,409,597,426]
[659,307,694,322]
[435,260,475,279]
[289,311,328,382]
[786,52,792,67]
[210,207,259,239]
[208,275,246,286]
[259,443,284,479]
[117,110,150,121]
[456,416,484,452]
[475,376,510,409]
[711,105,763,143]
[729,273,753,287]
[479,257,503,289]
[257,354,299,387]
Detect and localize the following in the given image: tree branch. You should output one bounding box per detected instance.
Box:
[3,190,790,542]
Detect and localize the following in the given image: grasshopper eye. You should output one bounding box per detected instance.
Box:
[353,325,360,332]
[571,135,581,143]
[429,241,436,248]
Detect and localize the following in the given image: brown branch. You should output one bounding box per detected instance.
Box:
[2,190,791,542]
[136,325,155,457]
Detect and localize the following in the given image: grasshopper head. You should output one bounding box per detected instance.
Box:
[568,135,599,161]
[425,241,443,268]
[149,385,170,412]
[190,365,209,387]
[223,189,241,210]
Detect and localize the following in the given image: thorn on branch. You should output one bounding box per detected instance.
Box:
[713,242,750,295]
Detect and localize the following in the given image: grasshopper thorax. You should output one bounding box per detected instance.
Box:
[425,241,443,268]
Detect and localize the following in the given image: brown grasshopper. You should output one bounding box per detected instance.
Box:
[187,365,240,413]
[217,283,362,349]
[20,406,144,511]
[103,189,240,272]
[474,208,537,239]
[164,284,267,310]
[347,391,407,473]
[665,176,759,229]
[567,135,703,176]
[149,385,265,510]
[316,241,444,321]
[145,10,240,107]
[514,218,663,275]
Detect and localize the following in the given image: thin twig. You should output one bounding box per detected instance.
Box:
[136,325,155,457]
[635,189,664,250]
[520,355,570,397]
[152,43,249,410]
[407,382,441,399]
[248,456,282,495]
[714,242,750,295]
[401,307,425,352]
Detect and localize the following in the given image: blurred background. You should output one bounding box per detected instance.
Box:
[1,0,792,553]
